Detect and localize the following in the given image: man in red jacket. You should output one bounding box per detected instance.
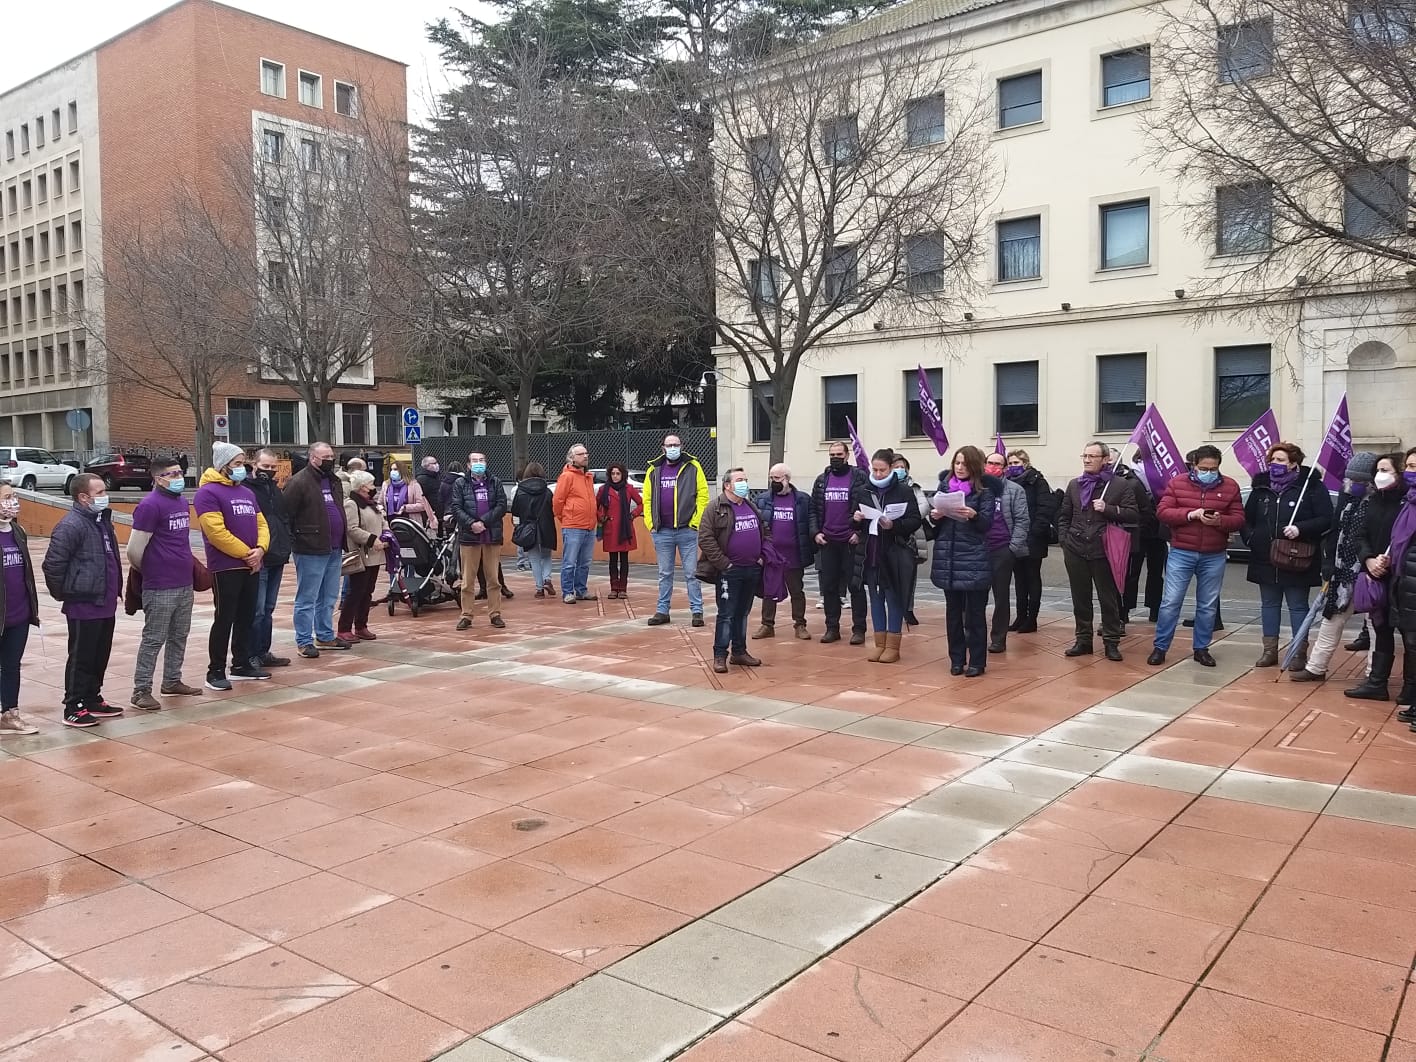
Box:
[1148,445,1245,667]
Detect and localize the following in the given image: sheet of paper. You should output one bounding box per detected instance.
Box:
[858,502,912,535]
[932,490,966,513]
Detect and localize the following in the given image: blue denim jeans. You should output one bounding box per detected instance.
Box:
[866,567,904,635]
[251,563,285,658]
[713,566,759,656]
[1260,582,1311,640]
[528,547,553,590]
[1153,549,1226,652]
[293,550,342,646]
[652,527,703,615]
[560,529,595,597]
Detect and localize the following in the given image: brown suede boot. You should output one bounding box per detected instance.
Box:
[879,632,902,664]
[866,632,886,662]
[1256,636,1279,667]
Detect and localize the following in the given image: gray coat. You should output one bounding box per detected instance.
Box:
[999,478,1032,557]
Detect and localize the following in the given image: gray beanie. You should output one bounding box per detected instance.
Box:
[1347,451,1378,483]
[212,441,243,471]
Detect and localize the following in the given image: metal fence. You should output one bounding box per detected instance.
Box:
[414,427,718,481]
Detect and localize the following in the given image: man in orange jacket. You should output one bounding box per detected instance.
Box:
[553,442,596,603]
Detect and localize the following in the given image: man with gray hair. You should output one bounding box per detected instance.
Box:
[553,442,597,603]
[1057,440,1139,661]
[753,462,814,640]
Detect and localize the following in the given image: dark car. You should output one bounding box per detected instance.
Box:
[84,452,153,491]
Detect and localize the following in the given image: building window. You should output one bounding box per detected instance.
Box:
[748,257,782,307]
[52,167,62,195]
[227,399,258,443]
[268,401,297,444]
[996,361,1039,434]
[820,115,860,164]
[747,135,782,191]
[530,419,549,434]
[905,232,947,293]
[298,71,322,108]
[19,124,28,154]
[904,367,943,438]
[823,375,857,439]
[51,109,60,138]
[341,402,367,445]
[905,95,947,146]
[1101,47,1151,106]
[262,129,284,163]
[1344,160,1409,237]
[67,102,77,133]
[376,404,400,445]
[1215,182,1273,253]
[1350,0,1415,42]
[751,382,774,444]
[484,418,505,435]
[1100,199,1150,269]
[300,139,320,172]
[334,149,353,178]
[34,117,44,148]
[824,244,857,302]
[997,215,1042,281]
[335,81,358,116]
[1214,344,1272,428]
[4,131,12,160]
[54,225,65,257]
[69,159,80,190]
[1219,19,1274,83]
[260,60,286,97]
[266,260,287,292]
[1097,352,1147,433]
[998,71,1043,129]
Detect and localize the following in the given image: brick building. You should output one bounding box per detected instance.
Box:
[0,0,415,457]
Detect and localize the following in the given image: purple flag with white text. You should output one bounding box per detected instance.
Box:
[845,416,869,471]
[1125,403,1184,497]
[1231,409,1280,479]
[916,366,949,456]
[1316,393,1353,492]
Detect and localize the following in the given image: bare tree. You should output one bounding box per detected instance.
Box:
[636,42,997,462]
[1143,0,1416,360]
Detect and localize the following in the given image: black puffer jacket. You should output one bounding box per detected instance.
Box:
[859,478,923,598]
[925,473,998,591]
[1244,467,1333,589]
[42,504,120,603]
[450,473,508,546]
[510,477,558,552]
[1014,467,1057,559]
[248,473,292,566]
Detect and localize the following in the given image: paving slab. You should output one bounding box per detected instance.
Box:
[1098,753,1224,794]
[853,808,1003,862]
[705,877,889,953]
[1208,769,1336,813]
[913,727,1024,756]
[785,839,952,903]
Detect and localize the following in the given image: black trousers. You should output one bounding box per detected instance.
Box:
[339,567,381,633]
[988,548,1015,640]
[760,567,806,627]
[1126,538,1168,615]
[608,552,629,592]
[64,616,114,711]
[0,623,28,710]
[1013,556,1043,623]
[945,589,988,669]
[210,568,259,673]
[817,541,865,633]
[475,561,510,594]
[1064,549,1124,644]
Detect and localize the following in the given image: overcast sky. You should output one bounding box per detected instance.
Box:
[3,0,496,117]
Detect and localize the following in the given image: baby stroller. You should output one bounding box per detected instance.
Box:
[386,516,461,616]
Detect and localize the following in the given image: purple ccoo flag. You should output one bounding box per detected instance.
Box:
[845,416,869,471]
[916,366,949,456]
[1231,408,1281,479]
[1125,403,1185,497]
[1316,393,1353,492]
[994,433,1007,456]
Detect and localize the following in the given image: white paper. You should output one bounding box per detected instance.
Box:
[856,502,908,536]
[931,490,969,519]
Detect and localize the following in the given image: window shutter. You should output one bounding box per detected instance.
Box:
[824,376,857,403]
[996,362,1038,404]
[1098,354,1146,404]
[1217,344,1270,376]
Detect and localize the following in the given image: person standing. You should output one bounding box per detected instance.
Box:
[1243,442,1333,669]
[1383,448,1416,719]
[1146,445,1245,667]
[1293,452,1378,682]
[416,455,447,529]
[451,452,508,631]
[890,455,929,628]
[1004,450,1056,634]
[644,434,709,627]
[283,441,349,658]
[339,471,388,641]
[696,468,764,673]
[1126,475,1169,625]
[753,463,814,640]
[43,474,124,727]
[925,446,995,676]
[983,451,1031,653]
[1350,453,1407,702]
[553,443,597,604]
[511,462,558,597]
[196,444,270,691]
[811,441,870,645]
[597,464,642,600]
[861,449,924,664]
[0,483,40,734]
[380,461,435,531]
[247,449,292,671]
[1058,441,1139,661]
[127,455,202,711]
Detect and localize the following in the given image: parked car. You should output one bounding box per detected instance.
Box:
[0,447,78,492]
[52,450,84,470]
[84,452,153,491]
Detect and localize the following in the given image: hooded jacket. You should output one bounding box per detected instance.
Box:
[1013,466,1058,559]
[1243,466,1333,588]
[42,502,120,607]
[860,476,924,597]
[247,472,292,566]
[993,477,1032,557]
[1158,471,1245,554]
[194,468,270,572]
[511,476,558,551]
[553,464,597,531]
[644,452,709,532]
[450,472,508,546]
[925,473,997,591]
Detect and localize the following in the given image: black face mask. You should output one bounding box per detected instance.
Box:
[774,481,790,494]
[256,469,276,481]
[829,458,848,473]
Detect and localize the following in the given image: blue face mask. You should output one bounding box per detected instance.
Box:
[665,447,682,462]
[1195,470,1219,487]
[893,468,908,482]
[90,495,110,512]
[164,477,185,495]
[732,480,751,498]
[470,463,487,476]
[390,470,401,483]
[229,466,247,482]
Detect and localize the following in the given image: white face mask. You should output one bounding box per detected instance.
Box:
[1375,471,1398,490]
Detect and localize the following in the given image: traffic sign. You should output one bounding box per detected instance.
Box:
[402,407,421,427]
[404,424,422,444]
[213,414,230,438]
[65,409,91,432]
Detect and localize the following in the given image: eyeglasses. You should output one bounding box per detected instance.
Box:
[155,470,184,480]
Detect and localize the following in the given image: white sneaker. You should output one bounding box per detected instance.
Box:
[0,710,39,735]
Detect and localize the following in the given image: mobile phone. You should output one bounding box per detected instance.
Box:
[1203,509,1218,517]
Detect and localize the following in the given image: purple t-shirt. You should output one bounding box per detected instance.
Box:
[321,480,345,550]
[472,481,492,544]
[822,472,854,540]
[0,529,30,627]
[986,493,1010,551]
[63,519,119,620]
[725,500,761,567]
[771,493,800,568]
[132,490,193,590]
[658,462,683,528]
[194,482,262,573]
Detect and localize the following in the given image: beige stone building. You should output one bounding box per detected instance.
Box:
[713,0,1416,483]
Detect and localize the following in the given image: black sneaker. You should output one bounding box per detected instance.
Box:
[297,644,320,659]
[647,613,670,626]
[315,638,352,651]
[691,614,705,628]
[86,701,124,718]
[63,708,99,728]
[230,664,271,681]
[258,653,291,668]
[205,672,233,692]
[490,614,506,629]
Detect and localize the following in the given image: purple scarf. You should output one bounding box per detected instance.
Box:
[386,479,409,515]
[948,475,971,494]
[1389,487,1416,579]
[1078,470,1113,507]
[1268,465,1299,492]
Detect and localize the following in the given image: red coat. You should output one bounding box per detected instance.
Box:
[596,482,642,551]
[1157,472,1245,553]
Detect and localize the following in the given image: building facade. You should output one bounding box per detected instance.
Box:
[713,0,1416,481]
[0,0,415,456]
